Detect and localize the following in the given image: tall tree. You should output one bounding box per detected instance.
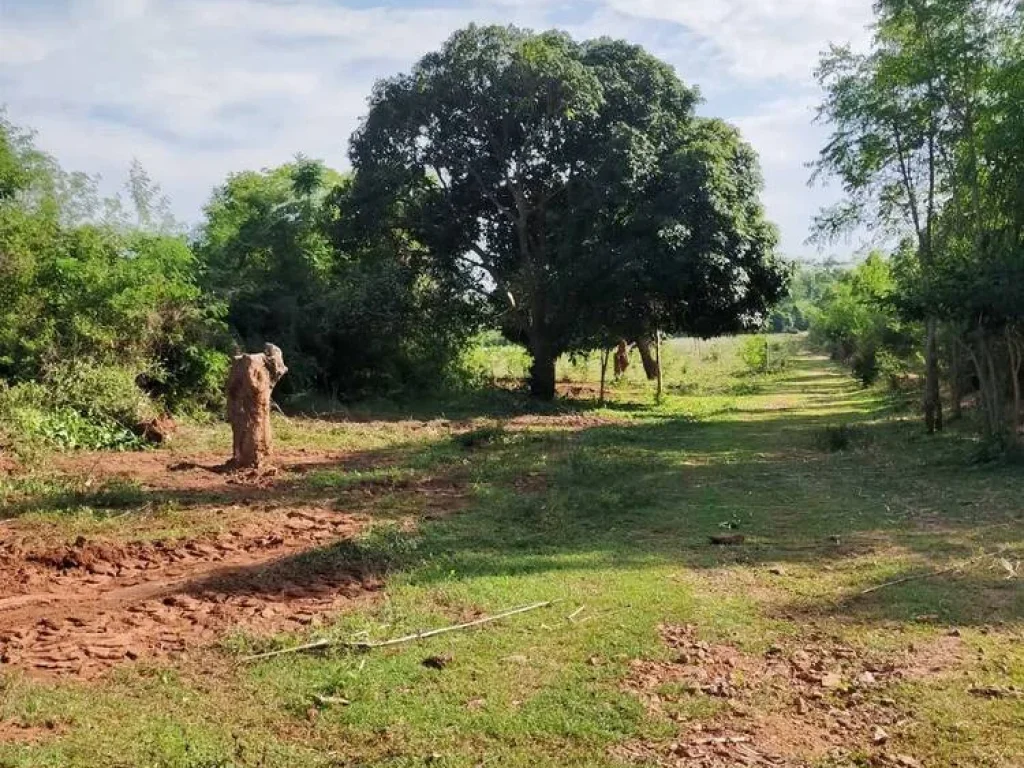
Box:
[350,25,786,399]
[814,5,945,431]
[814,0,1019,434]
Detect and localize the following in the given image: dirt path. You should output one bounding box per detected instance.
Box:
[0,503,380,677]
[0,450,397,678]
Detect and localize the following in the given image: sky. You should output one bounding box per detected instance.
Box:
[0,0,876,260]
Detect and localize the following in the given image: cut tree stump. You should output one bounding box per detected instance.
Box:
[226,343,288,470]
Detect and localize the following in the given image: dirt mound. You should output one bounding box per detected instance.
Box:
[0,507,377,678]
[616,624,963,767]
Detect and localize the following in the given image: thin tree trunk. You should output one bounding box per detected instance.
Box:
[948,331,964,421]
[964,334,995,436]
[1007,327,1022,442]
[924,318,943,434]
[599,348,610,406]
[655,330,663,403]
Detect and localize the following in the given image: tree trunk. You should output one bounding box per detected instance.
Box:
[226,344,288,469]
[1007,327,1022,442]
[636,337,660,381]
[599,348,610,406]
[655,330,663,403]
[948,332,964,422]
[529,344,557,400]
[924,318,943,434]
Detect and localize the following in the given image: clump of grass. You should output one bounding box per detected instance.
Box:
[969,432,1024,465]
[453,422,512,449]
[1,475,147,519]
[819,423,857,452]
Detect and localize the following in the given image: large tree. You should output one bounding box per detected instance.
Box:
[349,25,786,399]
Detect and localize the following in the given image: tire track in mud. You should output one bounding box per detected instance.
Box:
[0,507,378,677]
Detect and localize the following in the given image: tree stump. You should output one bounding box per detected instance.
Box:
[226,343,288,470]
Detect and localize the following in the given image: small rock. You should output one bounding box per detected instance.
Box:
[873,726,889,744]
[857,671,877,685]
[820,672,843,689]
[894,756,922,768]
[796,697,808,715]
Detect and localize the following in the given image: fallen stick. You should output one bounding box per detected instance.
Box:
[312,694,351,706]
[858,551,1000,595]
[242,600,554,662]
[566,605,585,622]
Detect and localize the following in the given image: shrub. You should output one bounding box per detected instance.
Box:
[739,335,791,374]
[43,360,157,426]
[0,360,154,452]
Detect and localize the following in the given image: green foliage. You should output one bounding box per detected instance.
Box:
[0,379,144,453]
[809,252,918,387]
[196,161,478,400]
[738,335,792,374]
[0,115,228,424]
[768,261,846,333]
[813,0,1024,439]
[351,25,788,398]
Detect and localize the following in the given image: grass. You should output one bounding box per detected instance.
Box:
[1,337,1022,767]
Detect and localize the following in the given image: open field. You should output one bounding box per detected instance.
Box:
[1,338,1022,767]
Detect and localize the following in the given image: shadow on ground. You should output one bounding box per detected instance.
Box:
[7,356,1024,629]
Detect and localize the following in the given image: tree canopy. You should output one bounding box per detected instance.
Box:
[350,25,787,398]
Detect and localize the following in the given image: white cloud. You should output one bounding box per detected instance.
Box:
[0,0,876,257]
[605,0,874,81]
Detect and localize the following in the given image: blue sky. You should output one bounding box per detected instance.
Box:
[0,0,876,259]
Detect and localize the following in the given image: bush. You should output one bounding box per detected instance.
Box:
[0,360,154,453]
[43,360,157,426]
[739,335,791,374]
